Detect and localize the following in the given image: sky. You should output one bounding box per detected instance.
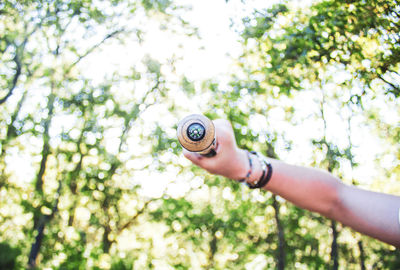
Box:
[6,0,397,197]
[8,0,272,190]
[2,1,399,268]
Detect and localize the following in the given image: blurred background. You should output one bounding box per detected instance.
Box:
[0,0,399,269]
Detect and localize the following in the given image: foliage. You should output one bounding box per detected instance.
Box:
[0,242,21,269]
[0,0,399,269]
[241,0,400,97]
[225,0,400,268]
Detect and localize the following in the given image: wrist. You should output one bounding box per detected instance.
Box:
[231,149,251,181]
[247,152,263,184]
[237,150,273,190]
[234,149,263,182]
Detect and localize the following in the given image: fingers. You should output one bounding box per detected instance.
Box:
[182,118,237,172]
[183,149,203,165]
[213,119,233,134]
[183,148,216,172]
[181,118,245,180]
[213,119,236,147]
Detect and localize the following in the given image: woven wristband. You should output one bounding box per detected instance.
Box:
[239,150,253,184]
[246,151,273,189]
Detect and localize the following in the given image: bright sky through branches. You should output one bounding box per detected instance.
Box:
[5,0,396,197]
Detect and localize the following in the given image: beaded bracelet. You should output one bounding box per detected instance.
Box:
[239,150,253,184]
[245,151,273,189]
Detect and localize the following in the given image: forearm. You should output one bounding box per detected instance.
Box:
[262,158,341,217]
[334,184,400,247]
[182,119,400,247]
[262,158,400,247]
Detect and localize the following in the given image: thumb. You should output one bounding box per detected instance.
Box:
[183,149,203,165]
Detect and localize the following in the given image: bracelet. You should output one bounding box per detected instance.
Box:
[239,150,253,183]
[245,151,273,189]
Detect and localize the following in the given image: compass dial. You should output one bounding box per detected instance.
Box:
[187,123,205,141]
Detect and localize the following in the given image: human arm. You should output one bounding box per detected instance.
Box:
[183,119,400,247]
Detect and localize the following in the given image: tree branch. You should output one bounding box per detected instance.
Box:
[117,200,152,233]
[0,17,43,105]
[0,54,22,105]
[118,78,160,152]
[65,28,125,75]
[377,74,400,96]
[389,69,400,78]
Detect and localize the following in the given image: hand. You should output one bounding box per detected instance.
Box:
[182,119,249,181]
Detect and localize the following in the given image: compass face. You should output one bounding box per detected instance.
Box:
[187,122,205,141]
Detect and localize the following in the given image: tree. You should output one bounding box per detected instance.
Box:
[0,0,192,268]
[229,0,400,268]
[1,0,399,268]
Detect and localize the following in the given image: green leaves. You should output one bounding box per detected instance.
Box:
[1,0,399,268]
[0,242,21,269]
[240,0,400,97]
[0,0,187,268]
[141,0,172,12]
[242,4,289,40]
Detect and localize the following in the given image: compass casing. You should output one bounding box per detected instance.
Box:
[177,114,216,155]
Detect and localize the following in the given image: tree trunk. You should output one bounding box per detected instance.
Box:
[207,231,217,270]
[358,240,366,270]
[28,217,47,268]
[67,153,84,226]
[327,164,339,270]
[330,220,338,270]
[102,225,112,254]
[35,92,55,193]
[272,195,285,270]
[28,90,56,268]
[28,181,61,268]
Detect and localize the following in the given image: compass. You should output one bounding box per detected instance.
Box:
[177,114,216,156]
[186,123,206,141]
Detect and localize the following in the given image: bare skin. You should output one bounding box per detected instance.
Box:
[183,119,400,247]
